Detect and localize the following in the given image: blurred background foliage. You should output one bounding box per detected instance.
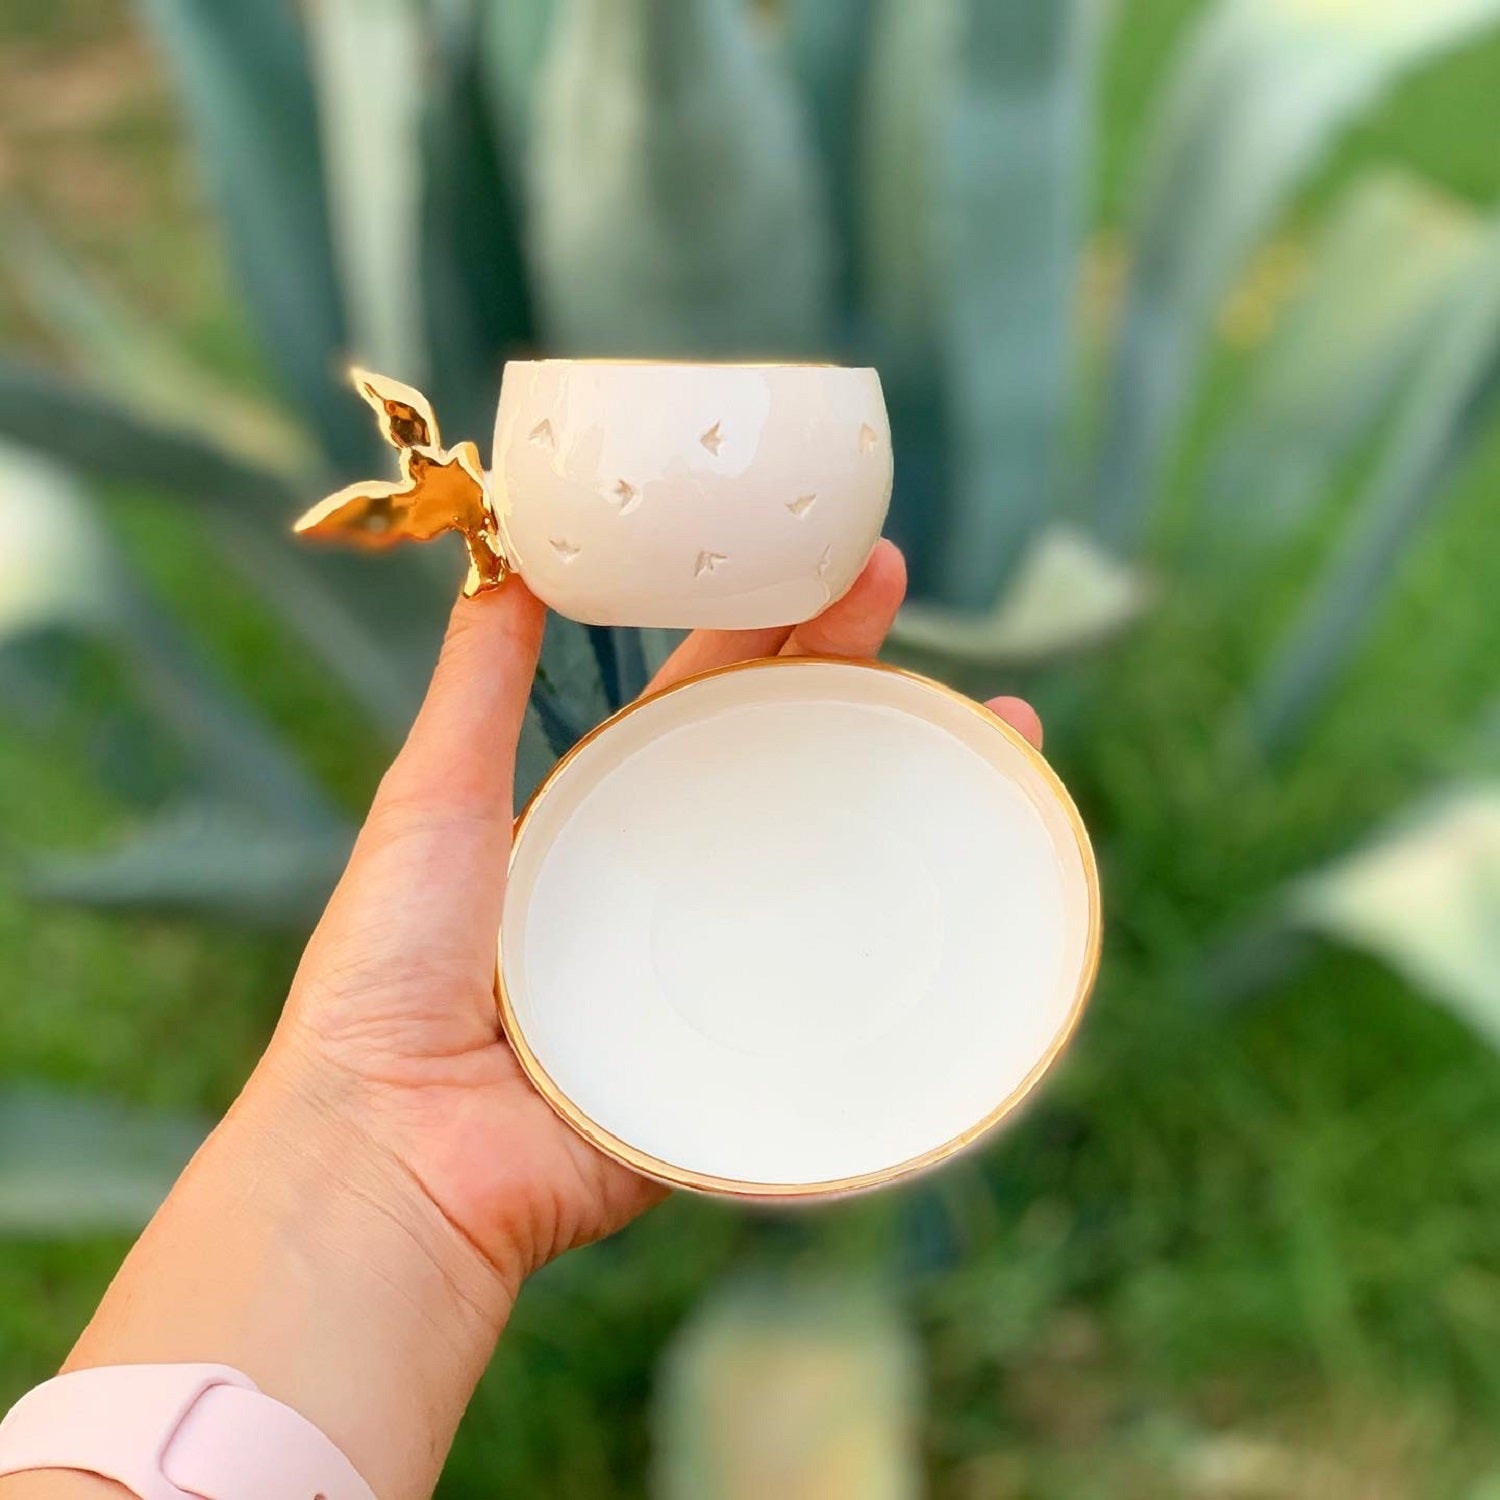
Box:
[2,0,1500,1494]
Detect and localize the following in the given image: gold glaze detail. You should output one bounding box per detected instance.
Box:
[292,368,508,596]
[495,656,1103,1202]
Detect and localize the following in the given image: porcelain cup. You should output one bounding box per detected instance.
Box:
[491,360,892,628]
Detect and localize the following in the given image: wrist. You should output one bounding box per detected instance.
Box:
[63,1046,512,1500]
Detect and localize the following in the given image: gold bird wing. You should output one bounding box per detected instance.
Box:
[349,366,440,451]
[291,370,507,593]
[292,471,415,550]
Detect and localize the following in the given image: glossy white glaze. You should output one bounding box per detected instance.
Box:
[500,659,1099,1193]
[491,361,892,627]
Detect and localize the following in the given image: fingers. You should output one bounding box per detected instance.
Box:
[781,539,906,659]
[647,539,908,692]
[644,540,1043,751]
[305,579,545,1000]
[374,577,546,823]
[985,695,1043,750]
[645,621,792,694]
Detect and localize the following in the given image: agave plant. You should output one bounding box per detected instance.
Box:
[2,0,1500,1230]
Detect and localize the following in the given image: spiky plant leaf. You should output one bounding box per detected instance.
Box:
[0,442,120,643]
[0,437,339,826]
[134,0,368,470]
[1204,172,1484,556]
[1093,0,1500,547]
[514,705,562,805]
[1250,219,1500,752]
[533,615,613,752]
[0,1087,206,1237]
[0,357,298,516]
[782,0,875,322]
[0,446,187,805]
[855,0,959,583]
[0,356,442,735]
[307,0,428,380]
[113,590,345,828]
[32,800,353,928]
[859,0,957,372]
[655,1279,921,1500]
[1291,785,1500,1049]
[478,0,557,157]
[933,0,1101,607]
[421,0,536,438]
[527,0,833,355]
[891,524,1149,667]
[0,212,311,477]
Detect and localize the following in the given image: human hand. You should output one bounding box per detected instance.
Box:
[40,539,1042,1500]
[276,539,1043,1292]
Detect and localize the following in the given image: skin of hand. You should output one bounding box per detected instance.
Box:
[1,540,1042,1500]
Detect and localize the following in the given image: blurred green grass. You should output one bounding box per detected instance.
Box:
[3,1,1500,1494]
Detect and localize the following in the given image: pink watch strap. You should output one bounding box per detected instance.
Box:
[0,1363,376,1499]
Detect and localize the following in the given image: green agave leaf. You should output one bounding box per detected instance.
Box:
[478,0,557,157]
[654,1279,921,1500]
[526,0,833,355]
[890,524,1149,667]
[32,800,353,928]
[859,0,958,372]
[782,0,875,323]
[0,447,186,807]
[1249,218,1500,753]
[1290,784,1500,1050]
[306,0,428,379]
[421,0,536,439]
[134,0,368,471]
[0,357,439,735]
[1092,0,1500,548]
[0,212,312,479]
[115,590,345,830]
[932,0,1102,607]
[586,625,647,710]
[0,357,298,516]
[0,1086,207,1237]
[533,616,612,754]
[514,704,561,806]
[1203,172,1484,557]
[854,0,959,584]
[0,439,338,827]
[0,441,121,644]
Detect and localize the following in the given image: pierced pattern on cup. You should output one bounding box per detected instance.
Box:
[608,479,643,515]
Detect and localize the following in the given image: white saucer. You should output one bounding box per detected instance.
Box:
[498,658,1100,1198]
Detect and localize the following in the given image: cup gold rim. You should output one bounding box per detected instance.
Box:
[494,655,1103,1201]
[502,357,867,373]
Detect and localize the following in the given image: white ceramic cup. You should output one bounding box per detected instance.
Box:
[491,360,892,628]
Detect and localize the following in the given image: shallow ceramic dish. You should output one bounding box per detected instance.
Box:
[292,360,1101,1197]
[492,360,892,627]
[498,656,1101,1199]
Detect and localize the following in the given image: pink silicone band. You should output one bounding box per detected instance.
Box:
[0,1363,376,1499]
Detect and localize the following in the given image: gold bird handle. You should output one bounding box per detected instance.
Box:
[292,368,509,597]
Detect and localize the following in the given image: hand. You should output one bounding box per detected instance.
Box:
[276,539,1043,1292]
[33,540,1042,1500]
